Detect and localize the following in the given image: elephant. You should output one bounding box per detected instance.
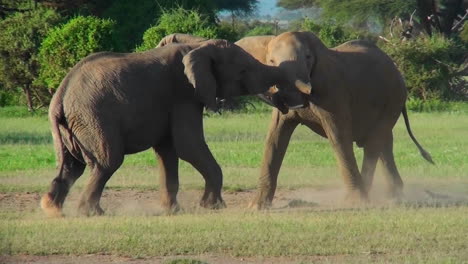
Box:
[235,32,434,209]
[155,34,313,109]
[40,39,307,217]
[156,33,206,48]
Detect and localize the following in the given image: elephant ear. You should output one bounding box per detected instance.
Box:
[157,33,207,48]
[183,40,227,111]
[156,34,177,48]
[235,36,274,64]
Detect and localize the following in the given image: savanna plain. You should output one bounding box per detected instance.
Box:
[1,104,468,264]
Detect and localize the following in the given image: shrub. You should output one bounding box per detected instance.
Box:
[36,16,116,93]
[101,0,159,51]
[459,21,468,44]
[380,34,467,100]
[0,8,63,109]
[299,19,362,47]
[216,21,243,42]
[245,24,276,36]
[136,8,218,52]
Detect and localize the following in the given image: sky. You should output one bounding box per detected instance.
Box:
[256,0,281,16]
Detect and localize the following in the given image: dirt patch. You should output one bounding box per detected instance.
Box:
[1,183,467,217]
[0,253,378,264]
[2,184,467,263]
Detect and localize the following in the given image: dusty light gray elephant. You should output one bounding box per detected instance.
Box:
[40,39,304,217]
[235,32,434,209]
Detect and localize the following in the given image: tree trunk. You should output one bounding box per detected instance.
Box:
[23,85,34,112]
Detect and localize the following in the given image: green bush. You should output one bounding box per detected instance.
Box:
[216,20,245,42]
[0,8,63,109]
[101,0,159,51]
[36,16,116,93]
[245,24,276,36]
[0,89,22,107]
[459,21,468,44]
[136,8,218,52]
[299,19,361,47]
[380,34,467,100]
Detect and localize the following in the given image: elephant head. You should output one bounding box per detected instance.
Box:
[182,39,294,111]
[236,32,326,113]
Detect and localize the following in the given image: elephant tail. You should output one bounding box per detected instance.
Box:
[402,106,434,164]
[49,73,86,174]
[49,95,67,176]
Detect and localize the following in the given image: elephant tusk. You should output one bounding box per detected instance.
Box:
[265,86,279,96]
[257,94,275,107]
[295,80,312,95]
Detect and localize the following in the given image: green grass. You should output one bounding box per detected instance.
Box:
[1,109,467,190]
[1,208,467,262]
[1,105,468,262]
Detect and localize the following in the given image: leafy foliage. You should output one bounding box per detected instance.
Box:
[215,0,258,15]
[299,19,364,47]
[36,16,116,93]
[380,34,468,100]
[136,8,218,52]
[0,8,63,109]
[100,0,159,51]
[245,24,276,36]
[278,0,415,25]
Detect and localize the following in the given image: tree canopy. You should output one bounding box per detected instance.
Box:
[278,0,467,36]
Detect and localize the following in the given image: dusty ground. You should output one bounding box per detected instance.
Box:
[1,253,374,264]
[1,183,467,216]
[1,184,467,264]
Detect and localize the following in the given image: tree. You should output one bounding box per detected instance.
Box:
[215,0,258,15]
[278,0,468,36]
[0,8,63,110]
[278,0,415,25]
[100,0,258,51]
[36,16,116,94]
[136,8,218,52]
[0,0,32,19]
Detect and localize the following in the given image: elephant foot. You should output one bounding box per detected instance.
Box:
[161,200,181,214]
[248,197,272,210]
[78,201,105,216]
[386,186,404,202]
[40,193,63,218]
[344,189,369,205]
[200,191,226,209]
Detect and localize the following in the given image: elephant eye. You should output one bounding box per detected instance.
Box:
[306,55,311,59]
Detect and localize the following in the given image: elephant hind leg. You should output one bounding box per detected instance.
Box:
[41,149,86,217]
[379,132,404,199]
[77,136,124,216]
[360,146,380,193]
[78,162,122,216]
[153,143,180,213]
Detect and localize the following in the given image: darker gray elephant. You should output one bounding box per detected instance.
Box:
[41,39,299,217]
[156,33,206,48]
[235,32,433,208]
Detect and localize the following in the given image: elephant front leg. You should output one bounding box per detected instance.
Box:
[325,123,368,203]
[178,143,226,209]
[154,144,180,213]
[178,143,225,209]
[171,103,225,209]
[251,109,299,209]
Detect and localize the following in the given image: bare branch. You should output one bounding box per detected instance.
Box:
[452,9,468,31]
[409,9,417,25]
